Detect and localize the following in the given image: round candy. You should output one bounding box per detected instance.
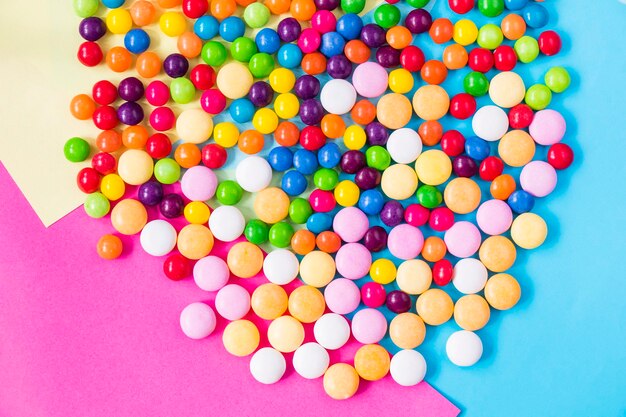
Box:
[489,71,525,108]
[515,35,539,63]
[444,178,481,214]
[111,199,147,235]
[236,156,272,192]
[528,109,566,146]
[335,243,372,280]
[251,283,288,320]
[64,137,91,162]
[476,199,513,235]
[352,62,388,98]
[194,256,230,291]
[354,344,390,381]
[390,350,427,387]
[288,285,325,323]
[351,308,387,344]
[323,364,359,400]
[381,164,418,200]
[208,206,245,242]
[268,315,305,353]
[227,242,264,278]
[376,93,412,129]
[396,259,432,295]
[453,258,488,294]
[386,128,422,164]
[412,85,450,120]
[176,109,213,144]
[263,248,299,285]
[544,66,570,93]
[250,348,286,384]
[484,273,521,310]
[520,161,557,197]
[180,302,216,339]
[415,150,452,186]
[314,313,351,350]
[389,313,426,349]
[415,289,453,326]
[454,294,491,331]
[216,62,254,99]
[446,330,483,367]
[444,221,481,258]
[388,224,424,260]
[96,234,123,260]
[177,224,214,260]
[472,105,509,141]
[299,250,335,287]
[324,278,360,315]
[332,207,368,242]
[293,343,330,379]
[117,149,153,185]
[215,284,251,321]
[254,188,290,224]
[511,212,548,249]
[140,220,177,256]
[223,320,260,357]
[320,79,356,115]
[498,130,536,167]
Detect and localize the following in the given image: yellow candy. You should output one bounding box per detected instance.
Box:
[223,320,260,357]
[251,283,288,320]
[117,149,153,186]
[396,259,432,295]
[510,213,548,249]
[334,180,360,207]
[216,62,254,99]
[299,251,336,287]
[177,224,214,260]
[484,273,521,310]
[416,289,454,326]
[444,177,482,214]
[227,242,264,278]
[253,108,279,134]
[288,285,325,323]
[454,294,491,331]
[354,344,390,381]
[159,11,187,37]
[111,199,147,235]
[273,93,300,120]
[369,258,397,285]
[213,121,240,148]
[454,19,479,46]
[100,174,125,201]
[376,93,412,129]
[489,71,526,108]
[267,315,305,353]
[415,150,453,186]
[498,130,536,167]
[412,85,450,121]
[381,164,418,200]
[479,235,517,272]
[343,125,367,150]
[106,9,132,34]
[176,108,214,144]
[184,201,211,224]
[388,68,414,94]
[323,363,359,400]
[254,187,290,224]
[269,68,296,93]
[389,313,426,349]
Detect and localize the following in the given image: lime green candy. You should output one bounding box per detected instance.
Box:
[477,0,504,17]
[366,146,391,171]
[477,24,504,50]
[416,185,442,209]
[244,219,270,245]
[216,180,244,205]
[406,0,430,7]
[249,53,275,78]
[231,37,258,62]
[268,222,294,248]
[243,3,270,29]
[341,0,366,14]
[374,4,401,29]
[73,0,99,18]
[84,192,110,219]
[514,36,539,64]
[464,71,490,97]
[201,41,228,67]
[170,78,196,104]
[313,168,339,191]
[289,198,313,224]
[154,158,180,184]
[64,137,90,162]
[545,67,571,93]
[525,84,552,110]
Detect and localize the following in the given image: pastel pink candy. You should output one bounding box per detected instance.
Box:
[335,243,372,280]
[387,224,424,260]
[476,199,513,235]
[351,62,388,98]
[324,278,361,315]
[332,207,369,243]
[529,109,566,145]
[351,308,387,344]
[444,221,482,258]
[215,284,251,321]
[520,161,558,197]
[181,166,218,201]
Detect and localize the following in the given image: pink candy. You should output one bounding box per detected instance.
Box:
[324,278,361,315]
[476,199,513,235]
[529,109,566,146]
[215,284,251,321]
[333,207,369,243]
[387,224,424,260]
[444,221,482,258]
[335,243,372,280]
[520,161,558,197]
[351,308,387,344]
[181,166,218,201]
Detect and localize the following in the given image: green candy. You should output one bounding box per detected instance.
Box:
[544,67,571,93]
[64,137,90,162]
[374,4,401,29]
[153,158,180,184]
[416,185,442,209]
[216,180,244,205]
[243,3,270,28]
[289,198,313,224]
[201,41,228,67]
[170,78,196,104]
[464,71,490,97]
[525,84,552,110]
[268,222,294,248]
[244,219,270,245]
[84,192,110,219]
[406,0,430,8]
[231,37,258,62]
[477,24,504,50]
[313,168,339,191]
[366,146,391,171]
[514,36,539,64]
[248,53,275,78]
[341,0,366,14]
[477,0,504,17]
[73,0,99,18]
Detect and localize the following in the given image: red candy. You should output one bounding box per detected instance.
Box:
[433,259,453,286]
[493,45,517,71]
[77,167,101,193]
[92,105,119,130]
[300,126,326,151]
[77,41,103,67]
[448,0,474,14]
[468,48,494,73]
[190,64,216,90]
[400,46,425,72]
[449,93,477,119]
[508,104,534,129]
[404,204,430,227]
[92,80,118,105]
[202,143,228,169]
[146,133,173,159]
[360,282,387,308]
[440,130,466,157]
[91,152,117,175]
[547,143,574,170]
[538,30,562,56]
[429,207,454,231]
[479,156,504,181]
[182,0,209,18]
[163,253,193,280]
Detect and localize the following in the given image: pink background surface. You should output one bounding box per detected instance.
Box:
[0,163,458,417]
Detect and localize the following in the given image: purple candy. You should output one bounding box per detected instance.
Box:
[326,54,352,79]
[363,226,388,252]
[117,101,144,126]
[354,167,381,190]
[365,122,389,146]
[314,0,339,10]
[277,18,302,42]
[79,17,106,42]
[118,77,144,102]
[163,53,189,78]
[360,24,386,48]
[160,193,185,218]
[405,9,433,34]
[138,181,164,206]
[299,99,324,125]
[376,45,401,68]
[453,155,478,177]
[248,81,274,107]
[386,290,412,314]
[340,150,366,174]
[380,200,404,227]
[294,75,321,99]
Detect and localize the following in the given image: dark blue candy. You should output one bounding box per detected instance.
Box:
[358,189,385,215]
[464,136,490,160]
[336,13,363,40]
[293,149,319,175]
[317,143,342,168]
[281,170,308,196]
[508,190,535,213]
[255,28,281,54]
[320,32,346,57]
[268,147,294,171]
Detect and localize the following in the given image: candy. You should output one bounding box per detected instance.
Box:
[227,242,263,278]
[215,284,251,321]
[323,363,359,400]
[388,224,424,260]
[396,259,432,295]
[476,199,513,235]
[250,348,286,384]
[484,273,521,310]
[216,62,254,99]
[354,344,390,381]
[498,130,536,166]
[251,283,288,320]
[454,294,491,331]
[444,221,481,258]
[268,315,305,353]
[389,313,426,349]
[415,289,453,326]
[381,164,418,200]
[288,285,326,323]
[140,220,177,257]
[180,302,216,339]
[351,308,387,344]
[320,79,356,115]
[390,350,427,387]
[293,343,330,379]
[223,320,260,356]
[489,71,525,108]
[412,85,450,121]
[415,150,452,186]
[194,256,230,291]
[544,66,570,93]
[452,258,488,294]
[472,105,509,141]
[520,160,557,197]
[335,242,372,279]
[446,330,483,366]
[263,248,300,285]
[511,212,548,249]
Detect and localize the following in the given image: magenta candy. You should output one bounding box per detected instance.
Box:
[200,89,227,114]
[309,189,336,212]
[146,80,170,106]
[298,28,322,53]
[311,10,337,33]
[150,106,175,131]
[404,204,430,227]
[429,207,454,231]
[361,282,387,308]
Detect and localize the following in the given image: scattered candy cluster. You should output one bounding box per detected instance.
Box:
[67,0,574,400]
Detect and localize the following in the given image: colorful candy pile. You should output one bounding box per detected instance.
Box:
[67,0,574,400]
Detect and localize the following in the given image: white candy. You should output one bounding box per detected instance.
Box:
[208,205,245,242]
[446,330,483,367]
[390,350,427,386]
[250,347,286,384]
[263,249,299,285]
[386,128,423,164]
[179,302,216,340]
[320,79,357,115]
[140,220,177,256]
[292,342,330,379]
[235,156,272,192]
[453,258,488,294]
[472,105,509,142]
[314,313,351,350]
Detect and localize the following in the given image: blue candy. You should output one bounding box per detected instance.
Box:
[124,29,150,54]
[307,213,333,234]
[194,16,219,41]
[256,28,281,54]
[336,13,363,40]
[277,44,303,69]
[465,136,491,161]
[293,149,319,175]
[102,0,125,8]
[320,32,346,57]
[358,189,385,215]
[318,143,342,168]
[229,98,255,123]
[268,147,294,172]
[219,16,246,42]
[522,4,549,28]
[282,170,308,196]
[508,190,535,213]
[504,0,528,10]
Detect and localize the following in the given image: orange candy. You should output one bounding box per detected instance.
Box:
[97,234,123,260]
[211,0,237,20]
[421,60,448,84]
[429,18,454,44]
[70,94,96,120]
[158,0,183,8]
[238,130,265,154]
[421,236,447,262]
[301,52,326,75]
[321,114,346,139]
[265,0,291,14]
[351,99,377,125]
[96,130,122,153]
[130,0,156,26]
[136,51,161,78]
[418,120,444,146]
[175,143,202,168]
[122,125,149,149]
[316,231,342,253]
[291,229,316,255]
[106,46,132,72]
[442,44,468,70]
[178,32,203,58]
[290,0,316,21]
[236,0,257,5]
[490,174,516,200]
[344,40,370,64]
[501,13,526,40]
[274,121,300,147]
[386,26,413,49]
